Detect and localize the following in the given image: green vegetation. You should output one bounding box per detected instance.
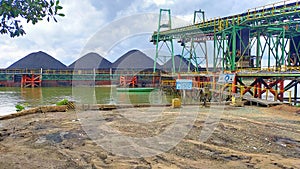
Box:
[56,99,69,106]
[15,104,25,112]
[0,0,64,37]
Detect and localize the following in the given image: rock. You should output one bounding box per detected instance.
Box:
[35,136,47,144]
[62,132,77,139]
[45,132,63,143]
[98,153,108,160]
[35,125,47,130]
[135,166,150,169]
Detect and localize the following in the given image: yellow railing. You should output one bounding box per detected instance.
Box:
[247,0,299,20]
[235,66,300,73]
[0,69,163,75]
[161,80,176,86]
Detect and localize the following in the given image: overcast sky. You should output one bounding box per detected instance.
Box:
[0,0,280,68]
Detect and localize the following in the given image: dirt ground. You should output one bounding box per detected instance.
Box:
[0,104,299,169]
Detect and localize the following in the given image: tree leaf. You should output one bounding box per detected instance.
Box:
[56,6,63,10]
[50,0,54,6]
[49,8,53,15]
[0,0,64,37]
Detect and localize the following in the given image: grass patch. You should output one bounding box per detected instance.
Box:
[15,104,25,112]
[56,99,69,106]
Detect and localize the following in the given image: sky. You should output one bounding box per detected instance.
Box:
[0,0,281,68]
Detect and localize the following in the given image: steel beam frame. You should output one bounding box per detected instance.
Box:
[153,9,175,73]
[152,1,300,72]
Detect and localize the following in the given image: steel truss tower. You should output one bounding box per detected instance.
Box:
[153,9,175,73]
[151,0,300,105]
[152,9,209,73]
[151,0,300,72]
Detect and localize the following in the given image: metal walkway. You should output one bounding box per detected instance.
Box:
[243,96,283,107]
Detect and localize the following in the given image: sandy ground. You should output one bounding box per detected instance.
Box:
[0,104,299,169]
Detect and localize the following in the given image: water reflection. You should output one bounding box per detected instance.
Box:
[0,87,174,116]
[0,87,73,115]
[21,88,42,104]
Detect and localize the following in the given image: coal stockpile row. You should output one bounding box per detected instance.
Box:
[68,52,112,69]
[164,55,195,72]
[8,51,67,70]
[6,50,192,71]
[111,50,162,70]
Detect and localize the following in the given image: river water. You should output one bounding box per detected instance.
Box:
[0,87,173,116]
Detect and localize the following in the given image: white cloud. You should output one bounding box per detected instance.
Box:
[0,0,282,68]
[153,0,174,6]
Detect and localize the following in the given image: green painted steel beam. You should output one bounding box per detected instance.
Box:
[153,9,175,73]
[151,1,300,72]
[151,2,300,42]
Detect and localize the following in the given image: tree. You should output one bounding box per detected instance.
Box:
[0,0,64,37]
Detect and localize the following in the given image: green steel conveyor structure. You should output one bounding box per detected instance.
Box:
[151,0,300,105]
[151,0,300,73]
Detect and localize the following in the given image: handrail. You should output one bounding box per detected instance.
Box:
[0,69,163,76]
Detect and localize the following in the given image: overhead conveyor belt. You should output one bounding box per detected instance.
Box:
[151,0,300,42]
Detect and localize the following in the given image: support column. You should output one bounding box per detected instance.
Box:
[268,34,271,68]
[281,28,286,67]
[256,31,261,68]
[294,81,298,105]
[213,32,217,72]
[231,26,237,71]
[279,80,284,101]
[257,79,262,99]
[232,74,237,94]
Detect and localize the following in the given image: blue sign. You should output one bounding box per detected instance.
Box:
[218,74,235,84]
[224,75,230,81]
[176,79,193,90]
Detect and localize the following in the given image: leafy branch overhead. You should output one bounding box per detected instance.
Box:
[0,0,65,37]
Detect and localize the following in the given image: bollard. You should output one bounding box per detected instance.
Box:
[172,98,181,108]
[232,95,236,105]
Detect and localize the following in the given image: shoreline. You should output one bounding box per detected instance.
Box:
[0,101,235,120]
[0,105,68,120]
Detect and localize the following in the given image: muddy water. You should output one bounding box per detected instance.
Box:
[0,87,74,115]
[0,87,174,116]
